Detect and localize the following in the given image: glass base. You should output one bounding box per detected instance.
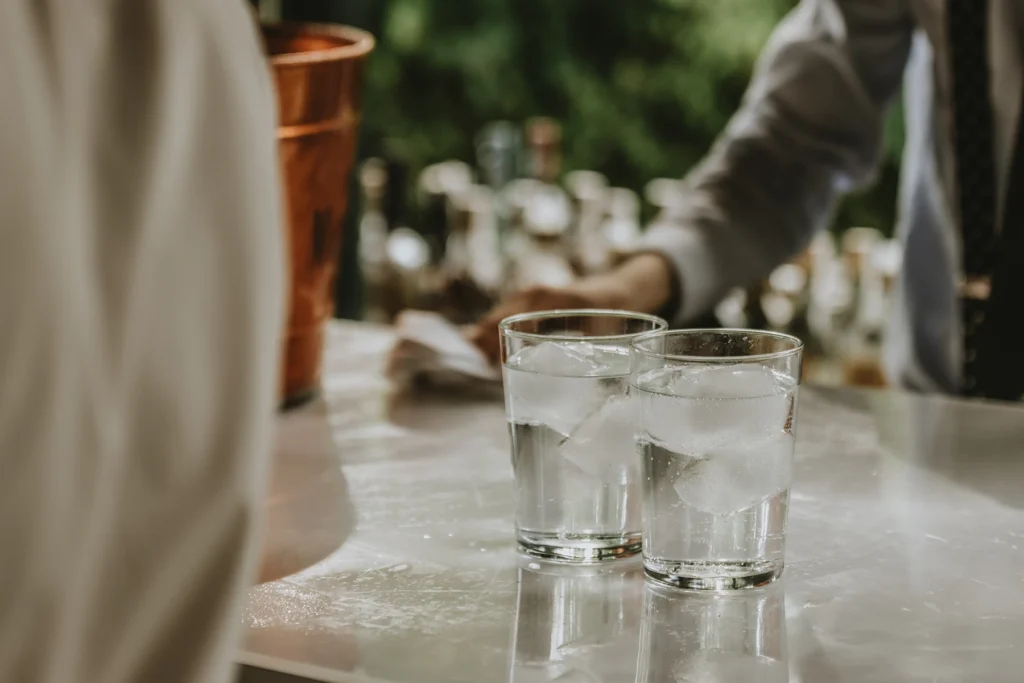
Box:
[517,531,642,563]
[644,559,783,590]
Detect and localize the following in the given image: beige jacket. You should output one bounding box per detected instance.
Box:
[0,1,284,682]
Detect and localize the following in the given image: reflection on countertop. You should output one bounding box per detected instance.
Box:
[509,557,788,683]
[242,321,1024,683]
[510,557,642,683]
[638,580,787,682]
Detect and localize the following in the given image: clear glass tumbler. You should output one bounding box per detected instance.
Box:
[500,309,667,562]
[630,329,803,589]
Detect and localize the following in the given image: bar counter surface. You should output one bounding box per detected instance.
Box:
[240,321,1024,683]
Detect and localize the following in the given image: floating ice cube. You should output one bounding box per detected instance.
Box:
[672,433,793,515]
[669,365,786,399]
[589,345,631,375]
[638,365,795,452]
[508,341,608,377]
[560,394,638,482]
[505,342,628,436]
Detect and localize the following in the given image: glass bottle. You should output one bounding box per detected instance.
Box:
[357,158,394,323]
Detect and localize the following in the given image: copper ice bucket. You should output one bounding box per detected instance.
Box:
[263,22,374,406]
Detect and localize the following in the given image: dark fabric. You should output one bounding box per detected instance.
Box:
[973,82,1024,401]
[946,0,1017,398]
[947,0,998,277]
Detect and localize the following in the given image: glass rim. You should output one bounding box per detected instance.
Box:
[498,308,668,343]
[629,327,804,363]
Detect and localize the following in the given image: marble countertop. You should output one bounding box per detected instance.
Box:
[240,321,1024,683]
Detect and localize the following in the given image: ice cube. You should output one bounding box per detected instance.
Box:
[638,365,795,452]
[504,375,604,437]
[560,394,638,482]
[669,364,786,399]
[588,344,631,375]
[672,433,793,515]
[505,342,627,437]
[508,341,607,376]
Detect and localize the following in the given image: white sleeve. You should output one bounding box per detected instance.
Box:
[638,0,914,322]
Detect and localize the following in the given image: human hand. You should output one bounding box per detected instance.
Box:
[467,253,677,364]
[466,283,614,364]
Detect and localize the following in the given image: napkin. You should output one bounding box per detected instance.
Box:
[386,310,503,397]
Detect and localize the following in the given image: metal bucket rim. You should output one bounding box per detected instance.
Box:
[264,21,375,66]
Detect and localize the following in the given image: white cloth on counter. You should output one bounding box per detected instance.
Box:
[387,311,502,396]
[0,2,284,682]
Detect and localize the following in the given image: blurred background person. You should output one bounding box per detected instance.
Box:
[273,1,908,394]
[0,2,283,682]
[462,1,1024,401]
[279,0,1022,401]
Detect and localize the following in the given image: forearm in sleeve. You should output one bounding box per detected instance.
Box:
[639,0,914,323]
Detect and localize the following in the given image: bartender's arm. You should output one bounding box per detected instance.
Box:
[471,0,913,360]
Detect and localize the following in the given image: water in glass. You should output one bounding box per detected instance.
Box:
[634,363,797,588]
[504,340,640,560]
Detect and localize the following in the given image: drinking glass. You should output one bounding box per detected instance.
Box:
[630,329,803,589]
[500,309,667,562]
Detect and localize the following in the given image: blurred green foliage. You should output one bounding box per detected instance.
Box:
[358,0,903,234]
